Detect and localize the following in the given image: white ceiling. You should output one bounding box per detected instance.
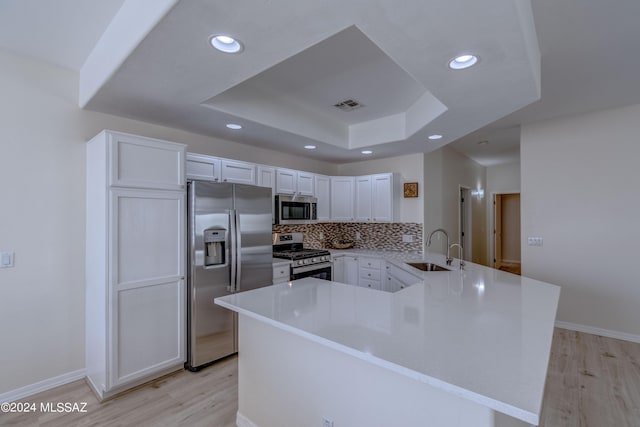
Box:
[1,0,640,166]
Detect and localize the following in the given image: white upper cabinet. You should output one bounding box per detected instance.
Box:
[353,173,394,222]
[257,165,276,192]
[276,168,314,195]
[276,168,297,194]
[109,131,185,190]
[186,153,256,184]
[371,173,394,222]
[186,153,221,182]
[315,174,331,221]
[330,176,355,221]
[220,159,256,184]
[297,171,315,196]
[355,175,373,221]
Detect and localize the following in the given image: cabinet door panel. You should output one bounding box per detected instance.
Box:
[297,172,314,196]
[276,169,297,194]
[186,154,221,182]
[371,173,393,222]
[221,160,256,184]
[355,175,372,221]
[330,177,355,221]
[111,279,184,386]
[315,175,331,221]
[110,133,185,190]
[112,190,184,283]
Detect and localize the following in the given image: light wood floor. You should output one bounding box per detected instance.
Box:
[2,329,639,426]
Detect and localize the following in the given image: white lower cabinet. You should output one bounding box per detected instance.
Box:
[385,263,422,292]
[273,264,291,284]
[86,131,186,400]
[358,257,383,290]
[333,255,358,285]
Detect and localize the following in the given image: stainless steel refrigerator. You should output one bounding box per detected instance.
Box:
[186,180,273,371]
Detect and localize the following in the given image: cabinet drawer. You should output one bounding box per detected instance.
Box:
[360,278,382,290]
[359,267,381,281]
[273,265,290,282]
[359,257,382,269]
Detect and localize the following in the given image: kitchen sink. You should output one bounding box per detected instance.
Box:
[406,262,450,272]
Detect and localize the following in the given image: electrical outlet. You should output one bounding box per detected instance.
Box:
[527,237,543,247]
[319,232,324,240]
[355,231,361,240]
[322,418,334,427]
[402,234,414,243]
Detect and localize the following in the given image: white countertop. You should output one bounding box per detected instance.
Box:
[218,253,560,424]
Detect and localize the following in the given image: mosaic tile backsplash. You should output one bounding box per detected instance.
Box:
[273,222,423,253]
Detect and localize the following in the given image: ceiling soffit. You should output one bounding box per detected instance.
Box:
[81,0,540,162]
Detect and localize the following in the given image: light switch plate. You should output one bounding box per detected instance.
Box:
[1,251,14,268]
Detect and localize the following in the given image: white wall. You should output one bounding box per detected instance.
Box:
[521,103,640,338]
[424,146,487,265]
[0,48,336,394]
[336,154,424,223]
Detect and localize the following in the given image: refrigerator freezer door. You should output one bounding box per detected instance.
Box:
[233,184,273,293]
[187,181,235,369]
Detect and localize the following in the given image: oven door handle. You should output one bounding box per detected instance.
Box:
[291,262,333,274]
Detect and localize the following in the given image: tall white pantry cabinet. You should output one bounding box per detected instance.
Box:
[85,130,186,400]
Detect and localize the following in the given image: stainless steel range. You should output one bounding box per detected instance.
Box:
[273,233,332,281]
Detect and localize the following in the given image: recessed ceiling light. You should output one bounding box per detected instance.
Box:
[361,150,373,155]
[428,134,443,140]
[226,123,242,130]
[304,145,316,150]
[210,35,243,53]
[448,54,478,70]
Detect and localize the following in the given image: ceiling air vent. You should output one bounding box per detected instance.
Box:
[333,99,364,112]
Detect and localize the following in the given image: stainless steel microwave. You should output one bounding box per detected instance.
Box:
[274,194,317,224]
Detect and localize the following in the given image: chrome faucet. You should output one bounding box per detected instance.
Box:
[449,243,465,269]
[427,228,451,265]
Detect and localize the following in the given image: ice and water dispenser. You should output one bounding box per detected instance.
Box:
[204,227,226,266]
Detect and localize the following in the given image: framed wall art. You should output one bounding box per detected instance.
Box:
[403,182,418,198]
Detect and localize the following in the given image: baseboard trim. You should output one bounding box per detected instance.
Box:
[236,411,259,427]
[0,368,86,403]
[555,321,640,344]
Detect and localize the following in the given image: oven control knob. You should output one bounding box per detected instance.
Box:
[302,259,308,265]
[312,257,317,263]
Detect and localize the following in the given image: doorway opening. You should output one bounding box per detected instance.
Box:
[458,187,472,261]
[494,193,521,275]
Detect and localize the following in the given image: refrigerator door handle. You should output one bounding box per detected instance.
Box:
[228,209,237,293]
[234,209,242,292]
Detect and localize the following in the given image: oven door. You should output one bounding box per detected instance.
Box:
[291,262,332,281]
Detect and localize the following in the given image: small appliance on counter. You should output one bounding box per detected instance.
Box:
[272,233,332,281]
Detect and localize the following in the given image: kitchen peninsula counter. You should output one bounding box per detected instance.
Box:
[216,256,560,427]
